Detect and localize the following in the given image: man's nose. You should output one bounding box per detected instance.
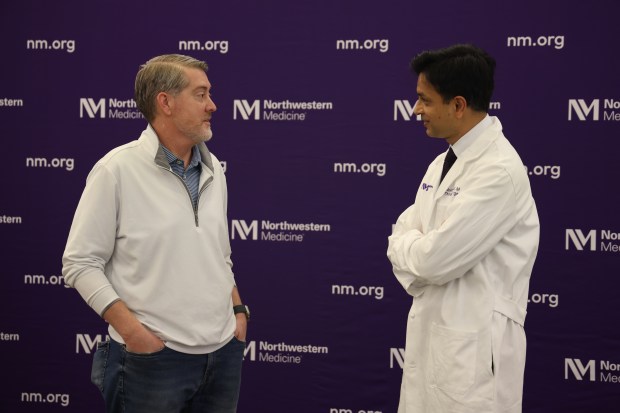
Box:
[413,99,422,115]
[207,96,217,112]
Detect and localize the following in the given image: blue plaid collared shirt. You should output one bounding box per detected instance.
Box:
[161,145,202,209]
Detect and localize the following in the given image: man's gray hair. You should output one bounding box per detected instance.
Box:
[135,54,208,122]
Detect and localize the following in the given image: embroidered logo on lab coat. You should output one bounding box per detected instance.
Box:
[444,186,461,197]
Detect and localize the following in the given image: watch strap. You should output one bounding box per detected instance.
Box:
[233,304,250,320]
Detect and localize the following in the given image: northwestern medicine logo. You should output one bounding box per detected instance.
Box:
[80,98,144,119]
[394,100,500,121]
[233,99,333,121]
[243,340,329,365]
[393,100,421,121]
[565,229,620,252]
[390,348,405,369]
[565,358,620,383]
[231,219,331,243]
[75,333,109,354]
[568,99,620,121]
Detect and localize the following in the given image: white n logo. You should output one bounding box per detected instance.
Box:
[244,341,256,361]
[233,100,260,120]
[75,334,108,354]
[389,347,405,369]
[568,99,599,121]
[565,358,596,381]
[565,229,596,251]
[80,98,106,118]
[231,220,258,240]
[393,100,420,121]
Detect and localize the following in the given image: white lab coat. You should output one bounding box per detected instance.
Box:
[387,117,539,413]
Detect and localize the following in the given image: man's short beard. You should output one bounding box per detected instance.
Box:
[192,128,213,143]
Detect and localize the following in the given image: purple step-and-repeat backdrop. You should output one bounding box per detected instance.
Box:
[1,0,619,411]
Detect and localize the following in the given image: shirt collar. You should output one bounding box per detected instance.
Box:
[451,114,492,157]
[161,145,202,169]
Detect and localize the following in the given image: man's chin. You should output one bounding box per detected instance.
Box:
[424,129,444,139]
[194,129,213,143]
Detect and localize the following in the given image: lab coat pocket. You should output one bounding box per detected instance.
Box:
[429,322,477,395]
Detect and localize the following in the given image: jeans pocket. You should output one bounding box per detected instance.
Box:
[123,345,168,357]
[91,340,110,393]
[429,323,478,395]
[232,336,247,345]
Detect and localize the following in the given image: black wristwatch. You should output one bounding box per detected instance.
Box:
[233,304,250,321]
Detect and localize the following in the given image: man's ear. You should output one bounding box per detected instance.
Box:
[156,92,173,116]
[453,96,467,118]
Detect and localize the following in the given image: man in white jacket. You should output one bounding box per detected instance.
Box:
[387,44,539,413]
[63,54,249,413]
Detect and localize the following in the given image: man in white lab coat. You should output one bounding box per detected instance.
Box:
[387,44,539,413]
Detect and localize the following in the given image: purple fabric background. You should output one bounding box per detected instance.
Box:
[1,0,619,411]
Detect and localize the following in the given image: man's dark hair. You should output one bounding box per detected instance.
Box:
[410,44,496,112]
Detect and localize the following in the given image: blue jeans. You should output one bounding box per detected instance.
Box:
[91,337,245,413]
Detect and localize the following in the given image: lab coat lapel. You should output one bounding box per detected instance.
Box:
[434,153,462,202]
[431,120,502,203]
